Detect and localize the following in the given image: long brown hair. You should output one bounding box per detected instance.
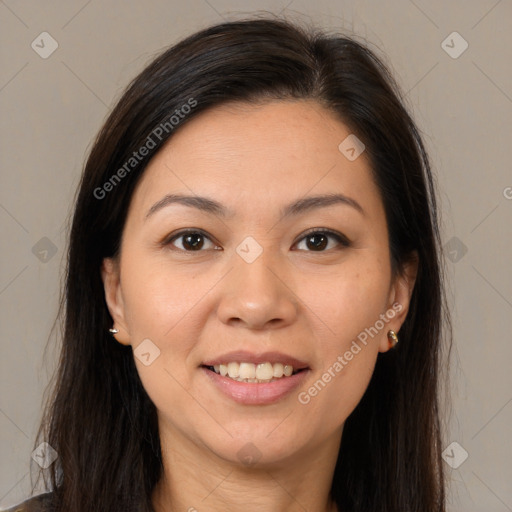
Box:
[31,14,451,512]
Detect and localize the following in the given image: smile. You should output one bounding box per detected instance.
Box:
[204,361,303,383]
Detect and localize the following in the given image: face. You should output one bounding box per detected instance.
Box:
[102,99,416,467]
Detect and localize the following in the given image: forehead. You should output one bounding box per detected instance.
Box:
[159,99,354,165]
[128,99,382,223]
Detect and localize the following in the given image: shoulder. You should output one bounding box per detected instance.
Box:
[0,492,54,512]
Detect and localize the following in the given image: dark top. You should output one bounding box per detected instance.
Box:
[1,493,155,511]
[1,492,54,512]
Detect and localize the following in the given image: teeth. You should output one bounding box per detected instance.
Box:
[256,362,273,380]
[209,361,301,382]
[227,362,240,378]
[273,363,284,377]
[239,362,255,379]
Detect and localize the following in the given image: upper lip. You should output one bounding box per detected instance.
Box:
[202,350,310,369]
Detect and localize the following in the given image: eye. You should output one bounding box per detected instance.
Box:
[164,229,220,252]
[163,228,350,253]
[294,229,350,252]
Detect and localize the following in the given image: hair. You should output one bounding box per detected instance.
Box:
[30,14,452,512]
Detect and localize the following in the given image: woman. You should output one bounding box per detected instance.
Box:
[6,15,451,512]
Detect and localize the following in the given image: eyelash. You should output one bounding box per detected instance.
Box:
[162,228,351,253]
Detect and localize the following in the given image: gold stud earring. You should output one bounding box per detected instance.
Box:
[387,330,399,349]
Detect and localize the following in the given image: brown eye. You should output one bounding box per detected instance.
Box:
[164,228,350,253]
[295,229,350,252]
[166,230,219,251]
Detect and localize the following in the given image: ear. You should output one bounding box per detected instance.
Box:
[378,251,419,353]
[101,257,131,346]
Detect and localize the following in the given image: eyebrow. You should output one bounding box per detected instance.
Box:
[145,192,365,221]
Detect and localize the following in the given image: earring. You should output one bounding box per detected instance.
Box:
[387,330,398,349]
[109,327,119,335]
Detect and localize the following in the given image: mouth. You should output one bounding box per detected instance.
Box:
[202,362,308,384]
[200,361,310,405]
[200,351,311,404]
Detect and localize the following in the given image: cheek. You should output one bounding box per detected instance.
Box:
[120,258,208,411]
[121,255,204,340]
[303,258,391,348]
[294,258,390,418]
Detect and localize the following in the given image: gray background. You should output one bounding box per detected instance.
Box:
[1,1,511,511]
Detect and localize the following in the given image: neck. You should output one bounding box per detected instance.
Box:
[151,425,342,512]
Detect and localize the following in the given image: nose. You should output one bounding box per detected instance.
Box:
[216,249,299,330]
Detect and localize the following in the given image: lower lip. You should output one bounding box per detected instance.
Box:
[200,367,310,405]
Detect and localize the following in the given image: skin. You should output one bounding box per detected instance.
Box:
[102,99,418,512]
